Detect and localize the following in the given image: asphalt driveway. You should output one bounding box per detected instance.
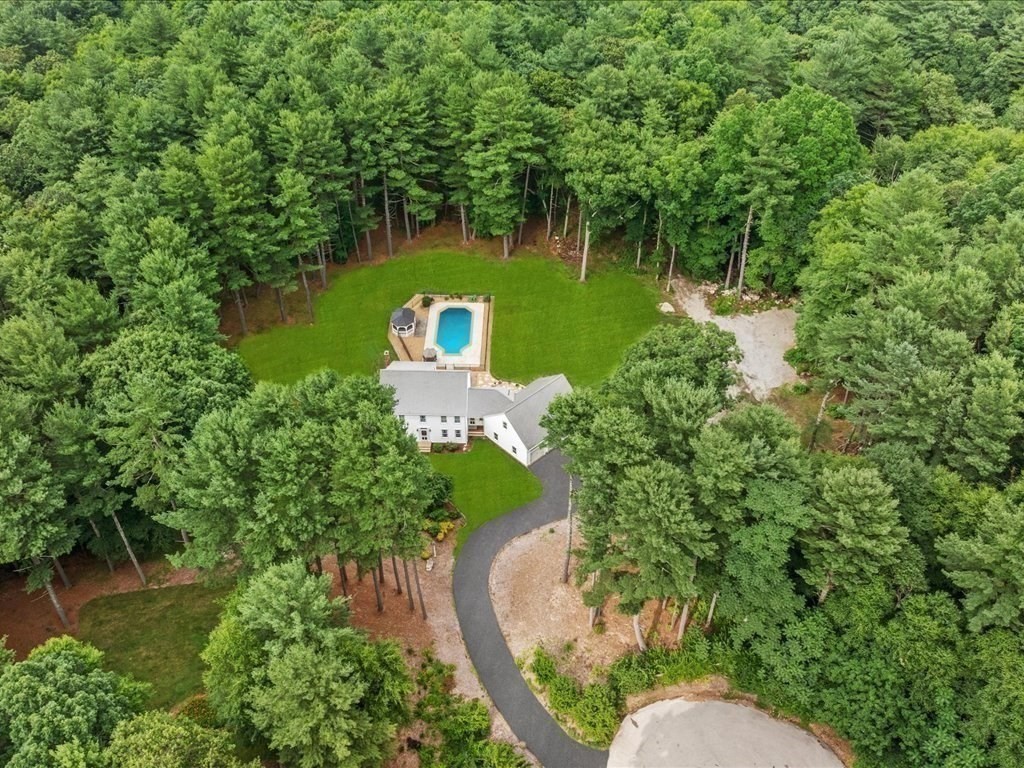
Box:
[453,450,608,768]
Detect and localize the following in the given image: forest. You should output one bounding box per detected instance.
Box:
[1,0,1023,767]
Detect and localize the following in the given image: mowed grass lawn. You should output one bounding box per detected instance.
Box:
[78,583,232,710]
[237,250,664,387]
[429,440,543,551]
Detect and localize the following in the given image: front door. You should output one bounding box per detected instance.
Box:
[419,429,429,440]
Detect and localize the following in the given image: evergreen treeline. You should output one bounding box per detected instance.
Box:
[1,1,1024,766]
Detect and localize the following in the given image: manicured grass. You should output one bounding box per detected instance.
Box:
[429,440,543,551]
[78,583,231,710]
[237,250,665,387]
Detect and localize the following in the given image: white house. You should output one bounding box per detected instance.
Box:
[482,375,572,466]
[379,362,470,445]
[379,362,572,466]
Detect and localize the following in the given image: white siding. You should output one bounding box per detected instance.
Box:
[399,413,468,444]
[483,412,530,466]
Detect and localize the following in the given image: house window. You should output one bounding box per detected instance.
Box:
[454,416,461,423]
[441,429,448,438]
[455,430,462,438]
[502,421,508,430]
[469,417,476,425]
[493,432,499,440]
[419,415,426,423]
[512,446,518,455]
[441,415,447,423]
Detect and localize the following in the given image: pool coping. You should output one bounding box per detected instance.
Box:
[424,300,487,368]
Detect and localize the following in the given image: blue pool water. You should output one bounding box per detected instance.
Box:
[436,307,472,354]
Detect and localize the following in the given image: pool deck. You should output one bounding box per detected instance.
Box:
[388,293,492,372]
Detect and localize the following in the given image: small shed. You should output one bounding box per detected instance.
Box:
[390,307,415,337]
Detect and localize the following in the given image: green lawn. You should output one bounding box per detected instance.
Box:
[429,440,543,551]
[78,583,231,710]
[237,250,664,387]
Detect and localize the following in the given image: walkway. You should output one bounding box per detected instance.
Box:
[453,450,609,768]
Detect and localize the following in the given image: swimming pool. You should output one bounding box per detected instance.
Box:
[436,307,472,353]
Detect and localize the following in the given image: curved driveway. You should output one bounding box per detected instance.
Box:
[454,450,609,768]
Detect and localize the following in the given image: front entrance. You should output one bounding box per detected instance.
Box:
[419,428,429,440]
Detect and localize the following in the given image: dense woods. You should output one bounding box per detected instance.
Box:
[2,1,1024,766]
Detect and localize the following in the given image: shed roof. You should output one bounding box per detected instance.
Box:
[390,307,415,326]
[505,374,572,449]
[380,365,469,417]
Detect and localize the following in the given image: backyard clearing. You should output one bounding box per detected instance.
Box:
[237,250,663,388]
[79,583,230,709]
[607,698,843,768]
[671,278,799,400]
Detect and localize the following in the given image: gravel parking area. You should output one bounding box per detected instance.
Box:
[608,699,843,768]
[671,278,800,401]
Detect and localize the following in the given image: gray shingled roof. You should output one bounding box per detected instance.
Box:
[505,374,572,449]
[380,367,469,417]
[468,387,512,419]
[390,307,415,326]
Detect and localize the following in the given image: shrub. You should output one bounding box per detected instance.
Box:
[711,293,739,315]
[661,633,714,685]
[548,675,583,712]
[421,295,433,308]
[572,683,622,745]
[416,650,528,768]
[475,741,530,768]
[791,381,810,395]
[437,699,490,748]
[431,444,444,453]
[530,647,558,686]
[423,473,455,521]
[434,520,456,541]
[609,652,658,695]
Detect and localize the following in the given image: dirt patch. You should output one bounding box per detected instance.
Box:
[0,553,198,659]
[671,278,800,401]
[490,519,665,680]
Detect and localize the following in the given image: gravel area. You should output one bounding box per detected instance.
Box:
[608,699,843,768]
[671,278,799,401]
